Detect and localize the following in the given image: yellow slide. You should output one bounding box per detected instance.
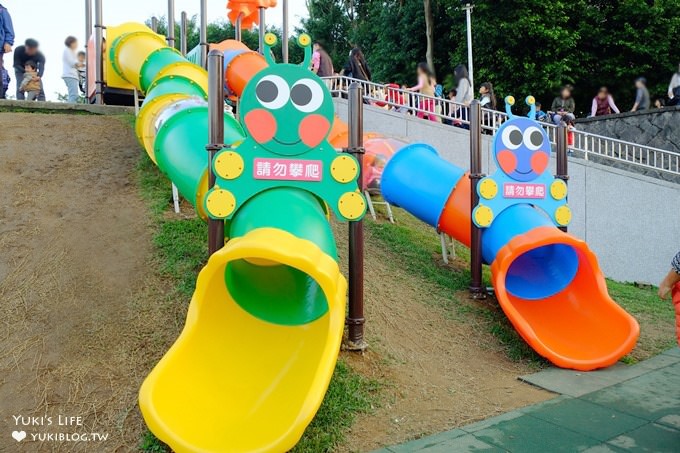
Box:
[107,23,364,452]
[140,229,347,452]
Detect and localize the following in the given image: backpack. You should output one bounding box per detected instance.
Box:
[434,84,443,98]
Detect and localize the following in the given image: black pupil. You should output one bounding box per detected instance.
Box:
[509,129,523,146]
[257,80,278,103]
[291,84,313,106]
[530,131,543,147]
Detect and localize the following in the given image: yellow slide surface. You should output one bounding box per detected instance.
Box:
[139,228,347,452]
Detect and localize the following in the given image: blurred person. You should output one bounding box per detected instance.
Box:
[0,2,14,99]
[590,86,620,117]
[405,62,437,122]
[347,47,371,82]
[535,101,548,121]
[310,42,334,77]
[550,85,576,125]
[667,63,680,106]
[13,39,46,101]
[62,36,80,103]
[77,51,86,93]
[453,64,472,128]
[19,60,41,101]
[631,77,650,112]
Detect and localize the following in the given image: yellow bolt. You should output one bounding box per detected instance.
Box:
[206,189,236,218]
[338,192,365,220]
[550,180,568,200]
[555,205,572,226]
[214,151,244,180]
[330,155,359,183]
[479,178,498,200]
[474,205,494,227]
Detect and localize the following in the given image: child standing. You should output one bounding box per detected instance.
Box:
[77,50,86,94]
[658,250,680,346]
[19,60,42,101]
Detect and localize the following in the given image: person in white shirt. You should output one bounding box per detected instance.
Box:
[668,63,680,107]
[62,36,80,103]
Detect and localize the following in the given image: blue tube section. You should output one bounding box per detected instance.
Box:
[381,143,465,227]
[482,205,579,300]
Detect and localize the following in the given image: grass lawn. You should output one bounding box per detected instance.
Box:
[367,206,677,365]
[136,154,381,453]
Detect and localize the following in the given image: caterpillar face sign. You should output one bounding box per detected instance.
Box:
[494,116,550,182]
[240,52,335,157]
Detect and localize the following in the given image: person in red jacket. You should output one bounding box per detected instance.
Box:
[659,251,680,346]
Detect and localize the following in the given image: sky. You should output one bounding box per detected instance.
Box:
[2,0,308,100]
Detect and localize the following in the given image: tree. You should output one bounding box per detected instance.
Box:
[423,0,435,76]
[147,16,305,64]
[302,0,680,115]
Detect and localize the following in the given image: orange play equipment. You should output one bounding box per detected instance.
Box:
[382,109,640,370]
[227,0,277,29]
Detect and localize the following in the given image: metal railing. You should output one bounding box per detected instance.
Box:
[324,76,680,178]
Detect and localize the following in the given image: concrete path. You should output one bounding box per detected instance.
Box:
[375,348,680,452]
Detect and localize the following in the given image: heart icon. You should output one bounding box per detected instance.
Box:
[12,430,26,442]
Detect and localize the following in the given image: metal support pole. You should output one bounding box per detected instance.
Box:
[235,14,243,42]
[199,0,208,68]
[469,100,485,298]
[93,0,104,104]
[85,0,92,101]
[556,125,569,233]
[207,50,225,256]
[151,16,158,33]
[167,0,175,48]
[180,11,188,55]
[282,0,289,63]
[346,83,367,351]
[464,3,474,92]
[258,7,266,54]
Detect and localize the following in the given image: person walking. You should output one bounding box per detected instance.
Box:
[550,85,576,125]
[0,2,15,99]
[347,47,371,82]
[406,62,437,122]
[631,77,650,112]
[667,63,680,107]
[62,36,81,103]
[453,64,473,128]
[310,42,334,78]
[590,87,620,117]
[13,38,46,100]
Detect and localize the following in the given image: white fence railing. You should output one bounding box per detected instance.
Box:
[324,76,680,178]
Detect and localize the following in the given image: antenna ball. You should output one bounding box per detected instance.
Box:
[264,33,277,46]
[505,95,516,106]
[526,95,536,105]
[298,34,311,47]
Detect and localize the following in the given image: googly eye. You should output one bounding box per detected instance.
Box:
[255,75,289,110]
[501,125,523,150]
[290,78,324,113]
[523,126,544,151]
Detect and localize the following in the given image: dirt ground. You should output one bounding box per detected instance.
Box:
[0,112,173,452]
[0,110,550,453]
[332,222,551,452]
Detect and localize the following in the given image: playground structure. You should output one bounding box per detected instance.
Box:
[79,0,651,450]
[104,13,367,452]
[381,97,640,370]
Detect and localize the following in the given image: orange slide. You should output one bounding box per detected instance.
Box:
[382,143,640,371]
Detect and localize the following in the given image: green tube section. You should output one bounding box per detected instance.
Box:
[153,104,243,211]
[226,188,337,326]
[111,26,340,329]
